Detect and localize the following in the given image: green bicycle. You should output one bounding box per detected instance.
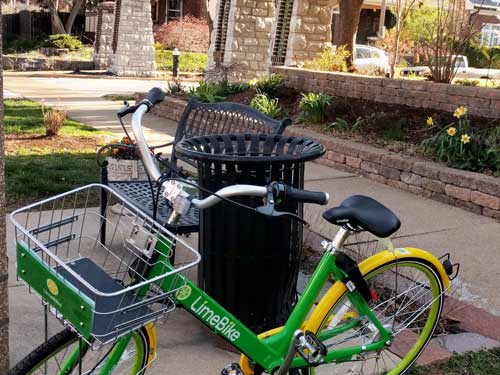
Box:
[8,89,458,375]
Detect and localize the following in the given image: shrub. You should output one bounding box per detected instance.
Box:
[154,16,209,53]
[188,81,248,103]
[46,34,83,51]
[166,80,186,95]
[299,92,332,123]
[464,40,500,69]
[303,46,350,73]
[250,91,283,119]
[249,74,285,98]
[326,117,365,133]
[421,107,499,172]
[42,102,66,137]
[4,35,46,53]
[454,78,480,87]
[155,45,208,72]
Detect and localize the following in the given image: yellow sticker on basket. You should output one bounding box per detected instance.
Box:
[47,279,59,296]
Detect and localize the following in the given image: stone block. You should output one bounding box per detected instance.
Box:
[483,207,500,220]
[367,173,387,185]
[401,172,422,187]
[447,84,478,97]
[345,156,362,169]
[422,178,445,194]
[476,87,500,100]
[407,184,433,198]
[431,192,457,206]
[475,175,500,197]
[381,154,414,172]
[327,151,345,164]
[357,146,386,163]
[331,140,359,157]
[412,162,441,179]
[445,184,472,202]
[386,179,409,191]
[381,78,402,89]
[401,80,428,91]
[471,191,500,210]
[439,168,478,190]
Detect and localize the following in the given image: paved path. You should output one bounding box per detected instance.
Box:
[5,72,500,372]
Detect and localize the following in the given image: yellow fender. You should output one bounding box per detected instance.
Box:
[239,247,449,374]
[304,247,450,334]
[144,323,157,368]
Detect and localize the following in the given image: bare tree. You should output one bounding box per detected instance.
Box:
[46,0,85,34]
[335,0,364,67]
[412,0,479,83]
[389,0,420,77]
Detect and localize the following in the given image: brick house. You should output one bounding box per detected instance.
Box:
[150,0,207,27]
[470,0,500,45]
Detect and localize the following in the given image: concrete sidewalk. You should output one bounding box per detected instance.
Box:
[5,73,500,372]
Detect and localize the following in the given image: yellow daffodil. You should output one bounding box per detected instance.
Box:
[426,117,434,126]
[453,106,467,118]
[248,78,258,86]
[447,127,457,136]
[461,134,471,144]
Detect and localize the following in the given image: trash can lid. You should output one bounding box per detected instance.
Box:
[176,134,325,163]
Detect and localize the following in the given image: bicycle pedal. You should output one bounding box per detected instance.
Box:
[221,363,244,375]
[296,331,327,366]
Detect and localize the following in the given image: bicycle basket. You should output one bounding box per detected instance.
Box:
[10,184,200,346]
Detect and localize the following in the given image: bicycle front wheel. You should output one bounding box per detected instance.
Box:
[306,258,445,375]
[8,327,150,375]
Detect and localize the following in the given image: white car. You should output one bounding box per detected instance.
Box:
[332,44,390,76]
[354,45,391,76]
[400,55,469,76]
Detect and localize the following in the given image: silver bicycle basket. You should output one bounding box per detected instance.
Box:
[10,184,200,347]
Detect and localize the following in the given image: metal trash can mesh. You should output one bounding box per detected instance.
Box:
[176,134,325,333]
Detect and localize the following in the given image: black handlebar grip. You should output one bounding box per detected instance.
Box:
[142,87,165,110]
[286,186,329,205]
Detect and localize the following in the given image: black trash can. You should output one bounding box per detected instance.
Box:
[176,134,325,333]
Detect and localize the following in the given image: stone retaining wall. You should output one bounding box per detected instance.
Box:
[2,56,94,71]
[270,66,500,119]
[289,126,500,220]
[138,93,500,219]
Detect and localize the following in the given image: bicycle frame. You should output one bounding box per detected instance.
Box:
[55,227,399,375]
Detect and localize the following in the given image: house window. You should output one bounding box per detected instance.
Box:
[167,0,183,21]
[481,23,500,46]
[151,0,159,22]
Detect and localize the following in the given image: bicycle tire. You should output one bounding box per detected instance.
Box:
[8,327,150,375]
[304,258,445,375]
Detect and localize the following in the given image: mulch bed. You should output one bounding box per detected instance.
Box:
[5,135,103,154]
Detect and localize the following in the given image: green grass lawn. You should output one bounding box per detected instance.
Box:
[407,348,500,375]
[155,48,208,72]
[6,149,99,208]
[5,99,106,209]
[4,99,107,136]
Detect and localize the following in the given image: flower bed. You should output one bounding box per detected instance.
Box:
[139,92,500,219]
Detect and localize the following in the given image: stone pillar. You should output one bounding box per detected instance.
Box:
[285,0,337,67]
[93,2,115,70]
[108,0,157,77]
[0,7,9,373]
[207,0,276,81]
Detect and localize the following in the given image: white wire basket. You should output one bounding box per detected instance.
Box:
[10,184,201,347]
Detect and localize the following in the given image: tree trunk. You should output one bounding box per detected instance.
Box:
[336,0,364,67]
[0,3,10,373]
[65,0,84,34]
[46,0,66,34]
[204,0,213,46]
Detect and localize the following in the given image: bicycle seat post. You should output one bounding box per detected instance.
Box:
[323,228,350,254]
